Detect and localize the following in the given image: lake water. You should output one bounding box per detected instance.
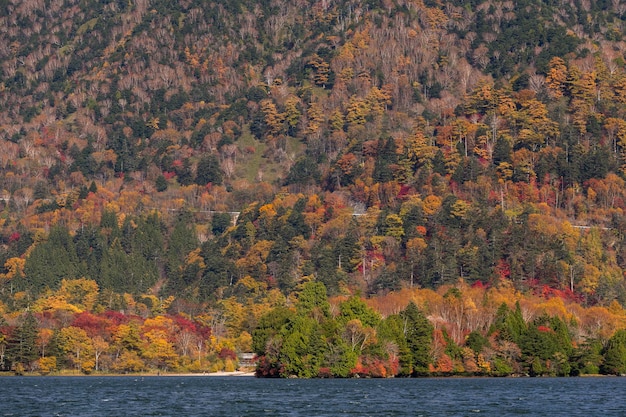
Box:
[1,375,625,416]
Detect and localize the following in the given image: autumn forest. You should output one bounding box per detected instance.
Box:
[3,0,626,377]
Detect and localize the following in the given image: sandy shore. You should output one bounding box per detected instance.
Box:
[158,371,255,377]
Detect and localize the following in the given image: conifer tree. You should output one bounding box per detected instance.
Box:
[195,154,223,186]
[400,302,433,375]
[7,312,39,372]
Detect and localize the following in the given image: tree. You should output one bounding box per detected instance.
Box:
[195,155,223,186]
[252,307,294,356]
[519,315,572,376]
[112,323,143,355]
[338,296,380,328]
[279,315,325,378]
[58,278,99,312]
[377,314,413,376]
[7,312,39,371]
[400,302,433,375]
[284,156,321,188]
[373,138,398,183]
[601,329,626,375]
[155,175,168,192]
[166,214,200,292]
[142,328,178,371]
[92,336,110,372]
[211,212,232,235]
[24,225,80,294]
[284,96,301,136]
[296,281,330,320]
[111,350,145,373]
[545,57,568,99]
[342,319,376,353]
[496,302,527,344]
[261,99,285,138]
[57,326,95,373]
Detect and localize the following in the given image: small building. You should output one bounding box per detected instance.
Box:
[238,352,257,370]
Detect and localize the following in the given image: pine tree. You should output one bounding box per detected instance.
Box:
[24,225,80,294]
[195,154,223,186]
[400,301,433,375]
[7,312,39,371]
[155,174,168,192]
[601,329,626,375]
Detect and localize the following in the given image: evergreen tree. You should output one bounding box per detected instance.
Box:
[496,301,527,344]
[198,241,235,300]
[133,213,165,262]
[601,329,626,375]
[400,302,433,375]
[99,240,132,292]
[279,315,326,377]
[74,225,106,281]
[284,155,320,187]
[492,136,512,165]
[211,212,232,235]
[373,137,397,182]
[177,160,195,186]
[296,281,330,319]
[252,307,294,355]
[338,296,380,328]
[23,225,80,294]
[377,314,413,376]
[519,315,572,376]
[166,212,199,288]
[155,174,168,192]
[195,154,223,186]
[7,312,39,372]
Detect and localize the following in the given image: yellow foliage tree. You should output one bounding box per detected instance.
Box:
[58,278,100,312]
[57,326,94,373]
[546,57,568,99]
[422,195,442,216]
[261,99,285,138]
[38,356,57,375]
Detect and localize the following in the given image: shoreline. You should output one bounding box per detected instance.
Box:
[1,370,618,378]
[0,370,256,378]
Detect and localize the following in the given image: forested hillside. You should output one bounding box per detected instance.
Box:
[3,0,626,376]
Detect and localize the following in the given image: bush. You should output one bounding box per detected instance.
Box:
[38,357,57,375]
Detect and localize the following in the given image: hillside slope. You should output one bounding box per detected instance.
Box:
[1,0,626,307]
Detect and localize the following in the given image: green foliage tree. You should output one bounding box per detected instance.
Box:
[338,296,380,328]
[279,315,325,378]
[24,226,80,294]
[252,307,294,356]
[211,212,232,235]
[519,315,572,376]
[285,156,321,188]
[495,302,527,344]
[155,175,168,192]
[601,329,626,375]
[466,330,489,354]
[400,302,433,375]
[195,155,223,186]
[377,314,413,376]
[165,213,200,291]
[296,281,330,319]
[7,312,39,371]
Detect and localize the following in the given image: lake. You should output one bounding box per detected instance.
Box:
[1,375,624,416]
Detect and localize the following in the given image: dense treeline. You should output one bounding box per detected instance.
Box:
[2,0,626,375]
[2,279,626,376]
[0,285,245,375]
[253,281,626,378]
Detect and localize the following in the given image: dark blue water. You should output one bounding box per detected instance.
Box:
[1,376,624,416]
